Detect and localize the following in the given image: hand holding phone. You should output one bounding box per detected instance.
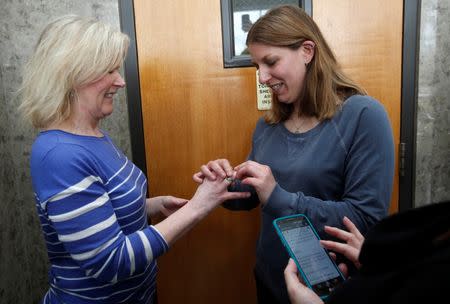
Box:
[273,214,345,299]
[284,258,324,304]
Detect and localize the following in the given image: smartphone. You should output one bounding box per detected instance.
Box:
[273,214,345,299]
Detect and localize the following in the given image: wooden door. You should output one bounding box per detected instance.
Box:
[314,0,401,213]
[134,1,261,303]
[133,0,402,303]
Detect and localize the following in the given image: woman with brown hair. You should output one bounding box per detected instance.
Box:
[194,5,395,303]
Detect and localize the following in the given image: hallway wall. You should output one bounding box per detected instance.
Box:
[415,0,450,207]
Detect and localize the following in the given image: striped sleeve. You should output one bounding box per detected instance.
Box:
[34,145,168,283]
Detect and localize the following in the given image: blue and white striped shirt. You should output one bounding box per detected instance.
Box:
[31,130,168,303]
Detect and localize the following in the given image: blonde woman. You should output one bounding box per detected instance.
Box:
[19,15,248,303]
[194,5,394,303]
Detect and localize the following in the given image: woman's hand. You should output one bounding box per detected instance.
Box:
[320,216,364,269]
[284,259,324,304]
[192,158,235,183]
[234,160,276,205]
[146,196,188,218]
[190,175,250,215]
[153,177,250,246]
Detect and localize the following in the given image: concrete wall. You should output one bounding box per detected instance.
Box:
[0,1,130,303]
[415,0,450,207]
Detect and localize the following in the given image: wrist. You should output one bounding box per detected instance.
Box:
[259,181,277,205]
[147,197,162,217]
[185,196,214,221]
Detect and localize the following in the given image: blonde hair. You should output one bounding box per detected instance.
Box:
[18,15,130,128]
[246,5,366,123]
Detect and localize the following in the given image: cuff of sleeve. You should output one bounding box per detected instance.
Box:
[145,225,170,256]
[262,184,298,217]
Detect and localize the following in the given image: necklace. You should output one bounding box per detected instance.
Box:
[289,116,307,133]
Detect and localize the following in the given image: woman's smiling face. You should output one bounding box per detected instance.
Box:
[75,69,126,120]
[248,42,312,105]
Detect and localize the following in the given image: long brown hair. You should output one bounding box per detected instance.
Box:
[246,5,366,123]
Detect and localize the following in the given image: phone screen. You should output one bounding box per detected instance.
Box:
[276,215,344,298]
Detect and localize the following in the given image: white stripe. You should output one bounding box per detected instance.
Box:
[55,275,90,281]
[137,231,153,262]
[50,265,155,300]
[71,233,121,261]
[105,159,128,185]
[53,262,156,301]
[50,283,111,300]
[43,291,49,304]
[111,171,142,200]
[150,225,169,249]
[52,259,156,286]
[108,166,134,195]
[49,255,71,259]
[48,175,103,203]
[139,287,153,302]
[116,263,157,303]
[116,243,125,277]
[49,288,59,302]
[51,264,79,269]
[56,273,127,293]
[46,240,62,245]
[59,214,117,242]
[114,181,146,211]
[47,250,67,254]
[49,193,109,223]
[117,203,144,221]
[121,211,146,229]
[91,247,119,282]
[138,282,156,302]
[125,237,135,275]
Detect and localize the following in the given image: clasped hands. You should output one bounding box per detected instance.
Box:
[192,158,277,205]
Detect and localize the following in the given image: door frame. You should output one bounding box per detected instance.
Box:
[399,0,421,211]
[220,0,313,68]
[118,0,420,212]
[118,0,148,178]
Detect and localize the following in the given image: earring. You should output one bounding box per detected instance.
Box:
[68,90,77,102]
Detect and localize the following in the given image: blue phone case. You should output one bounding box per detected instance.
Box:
[273,214,344,300]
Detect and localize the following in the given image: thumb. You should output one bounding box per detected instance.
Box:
[284,259,300,286]
[193,172,204,183]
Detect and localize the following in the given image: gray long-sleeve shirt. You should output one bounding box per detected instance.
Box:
[225,95,395,302]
